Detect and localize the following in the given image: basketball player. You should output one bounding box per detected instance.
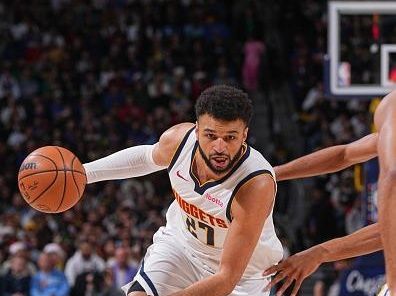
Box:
[262,90,396,296]
[83,85,283,296]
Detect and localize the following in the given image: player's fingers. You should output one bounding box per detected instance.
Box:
[276,277,294,296]
[290,278,303,296]
[263,271,286,291]
[263,263,283,276]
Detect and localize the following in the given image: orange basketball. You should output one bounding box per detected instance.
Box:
[18,146,87,213]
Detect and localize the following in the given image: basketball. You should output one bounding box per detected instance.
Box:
[18,146,87,213]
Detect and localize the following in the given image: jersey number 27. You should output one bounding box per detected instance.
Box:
[186,216,215,246]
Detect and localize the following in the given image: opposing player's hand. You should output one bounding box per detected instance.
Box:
[263,247,323,296]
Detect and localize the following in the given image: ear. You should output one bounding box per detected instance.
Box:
[243,127,248,142]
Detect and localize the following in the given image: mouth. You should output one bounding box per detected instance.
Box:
[211,156,229,168]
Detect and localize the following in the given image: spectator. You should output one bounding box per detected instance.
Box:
[1,241,36,276]
[242,35,265,92]
[102,268,125,296]
[1,255,31,296]
[30,252,69,296]
[70,271,103,296]
[70,267,124,296]
[43,242,66,270]
[0,68,21,99]
[65,239,106,286]
[108,246,138,288]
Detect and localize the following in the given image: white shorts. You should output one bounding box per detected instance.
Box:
[122,227,270,296]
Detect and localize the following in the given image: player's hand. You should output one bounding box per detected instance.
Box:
[263,246,323,296]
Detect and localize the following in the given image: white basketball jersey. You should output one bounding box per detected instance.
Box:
[378,284,390,296]
[166,127,283,278]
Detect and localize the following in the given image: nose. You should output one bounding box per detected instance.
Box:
[213,138,226,154]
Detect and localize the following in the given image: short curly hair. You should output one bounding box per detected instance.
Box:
[195,85,252,126]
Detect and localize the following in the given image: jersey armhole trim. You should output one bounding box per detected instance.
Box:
[226,169,274,222]
[167,126,195,172]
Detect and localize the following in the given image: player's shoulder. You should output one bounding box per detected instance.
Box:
[231,146,276,203]
[159,123,195,147]
[229,170,276,221]
[246,146,275,178]
[375,90,396,127]
[379,91,396,113]
[381,89,396,105]
[155,123,195,166]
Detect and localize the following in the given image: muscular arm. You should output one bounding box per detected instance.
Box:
[275,133,378,181]
[83,123,194,183]
[264,223,382,296]
[170,174,276,296]
[375,92,396,289]
[318,222,381,262]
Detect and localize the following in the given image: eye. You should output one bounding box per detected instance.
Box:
[206,133,217,140]
[224,135,236,141]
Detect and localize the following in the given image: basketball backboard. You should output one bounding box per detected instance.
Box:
[326,1,396,98]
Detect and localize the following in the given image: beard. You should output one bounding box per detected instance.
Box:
[197,143,244,175]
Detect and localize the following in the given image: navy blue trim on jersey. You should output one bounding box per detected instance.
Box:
[167,126,195,172]
[127,281,145,293]
[226,169,273,222]
[139,259,159,296]
[189,142,251,195]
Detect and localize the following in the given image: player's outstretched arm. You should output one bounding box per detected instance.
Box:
[263,223,381,296]
[83,123,195,183]
[275,133,378,181]
[169,173,276,296]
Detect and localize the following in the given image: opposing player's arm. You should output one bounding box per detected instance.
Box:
[275,133,378,181]
[170,173,276,296]
[373,92,396,179]
[263,223,382,296]
[374,91,396,287]
[83,123,195,183]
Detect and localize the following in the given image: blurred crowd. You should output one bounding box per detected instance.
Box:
[0,0,264,294]
[0,0,378,295]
